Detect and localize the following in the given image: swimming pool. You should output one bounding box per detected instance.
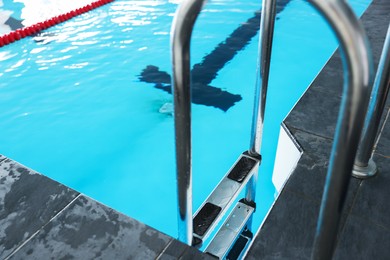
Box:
[0,0,371,241]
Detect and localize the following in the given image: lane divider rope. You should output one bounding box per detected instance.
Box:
[0,0,114,47]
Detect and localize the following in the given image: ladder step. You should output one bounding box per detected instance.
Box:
[192,152,259,246]
[228,156,257,183]
[226,229,253,260]
[205,202,255,259]
[193,203,222,236]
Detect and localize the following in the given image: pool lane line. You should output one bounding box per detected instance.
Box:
[139,0,292,112]
[0,0,115,48]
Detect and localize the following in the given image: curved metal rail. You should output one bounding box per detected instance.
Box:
[353,24,390,179]
[171,0,207,245]
[308,1,374,259]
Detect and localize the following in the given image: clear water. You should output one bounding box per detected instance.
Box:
[0,0,371,240]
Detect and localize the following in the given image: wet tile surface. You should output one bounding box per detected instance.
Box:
[158,240,189,260]
[350,155,390,230]
[311,0,390,99]
[283,129,332,201]
[0,158,79,259]
[179,246,216,260]
[376,109,390,157]
[9,195,173,260]
[284,87,341,139]
[0,157,212,260]
[246,189,319,260]
[284,129,362,215]
[311,52,343,98]
[334,215,390,260]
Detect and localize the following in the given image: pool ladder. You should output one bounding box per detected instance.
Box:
[170,0,276,257]
[170,0,382,259]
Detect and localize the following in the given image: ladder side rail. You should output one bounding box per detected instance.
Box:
[353,24,390,178]
[246,0,277,203]
[171,0,207,245]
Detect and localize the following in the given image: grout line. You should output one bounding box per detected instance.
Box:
[287,126,334,142]
[4,194,82,260]
[372,108,390,154]
[155,238,174,260]
[347,213,390,233]
[335,179,363,247]
[376,153,390,159]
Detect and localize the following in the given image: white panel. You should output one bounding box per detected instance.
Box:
[272,125,302,193]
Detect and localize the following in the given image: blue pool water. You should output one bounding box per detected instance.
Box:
[0,0,371,240]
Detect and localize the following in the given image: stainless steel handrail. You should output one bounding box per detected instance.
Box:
[309,1,374,259]
[171,0,207,245]
[353,24,390,179]
[246,0,277,203]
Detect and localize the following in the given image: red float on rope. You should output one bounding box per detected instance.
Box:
[8,34,15,43]
[27,26,35,35]
[14,32,21,40]
[43,20,50,28]
[0,0,115,48]
[57,14,65,23]
[3,35,10,45]
[32,24,40,34]
[16,29,24,38]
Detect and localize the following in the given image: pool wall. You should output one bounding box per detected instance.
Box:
[272,123,302,193]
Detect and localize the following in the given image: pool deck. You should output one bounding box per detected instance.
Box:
[0,155,214,259]
[0,0,389,259]
[246,0,390,258]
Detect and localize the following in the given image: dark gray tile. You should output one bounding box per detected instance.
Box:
[282,129,332,201]
[362,0,390,70]
[0,158,79,259]
[350,155,390,230]
[284,87,341,140]
[311,52,343,98]
[179,246,215,260]
[158,239,188,260]
[375,109,390,157]
[284,129,361,214]
[9,195,172,260]
[360,0,390,114]
[245,189,319,260]
[334,215,390,260]
[312,0,389,100]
